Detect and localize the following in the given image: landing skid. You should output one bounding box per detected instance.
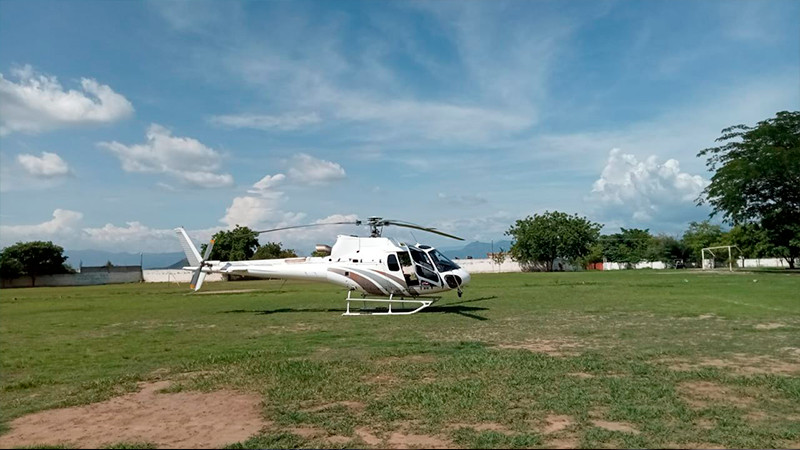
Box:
[343,291,436,316]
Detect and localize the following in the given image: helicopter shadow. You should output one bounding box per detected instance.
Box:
[220,296,495,320]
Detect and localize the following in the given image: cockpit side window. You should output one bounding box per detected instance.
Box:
[387,254,400,271]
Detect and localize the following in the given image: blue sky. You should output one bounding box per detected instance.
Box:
[1,0,798,253]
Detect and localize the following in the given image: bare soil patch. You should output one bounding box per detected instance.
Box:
[678,381,753,409]
[754,322,785,330]
[547,436,580,449]
[567,372,594,379]
[496,338,582,356]
[301,400,365,413]
[385,431,453,449]
[0,381,266,449]
[661,353,800,376]
[542,414,573,434]
[591,419,640,434]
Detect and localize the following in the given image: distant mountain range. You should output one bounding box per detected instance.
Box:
[64,250,185,270]
[439,240,513,259]
[64,240,511,269]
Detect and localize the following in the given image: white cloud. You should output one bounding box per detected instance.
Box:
[221,195,289,228]
[589,149,708,225]
[0,209,83,245]
[209,112,321,131]
[287,153,346,185]
[248,173,286,194]
[17,152,70,177]
[98,124,234,188]
[0,65,133,135]
[82,221,174,245]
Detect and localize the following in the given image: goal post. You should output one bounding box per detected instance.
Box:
[701,245,742,271]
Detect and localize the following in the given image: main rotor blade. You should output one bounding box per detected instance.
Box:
[382,220,464,241]
[255,221,361,235]
[189,267,202,290]
[202,238,215,260]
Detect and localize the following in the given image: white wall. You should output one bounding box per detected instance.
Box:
[603,261,667,270]
[739,258,798,268]
[142,270,224,283]
[1,271,142,288]
[453,258,523,273]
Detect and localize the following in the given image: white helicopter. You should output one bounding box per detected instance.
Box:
[175,217,471,315]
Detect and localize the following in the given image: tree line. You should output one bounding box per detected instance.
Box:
[506,111,798,270]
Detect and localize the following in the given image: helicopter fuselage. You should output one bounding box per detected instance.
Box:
[193,235,471,297]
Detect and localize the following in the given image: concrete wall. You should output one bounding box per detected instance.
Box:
[739,258,798,268]
[1,271,142,288]
[142,270,224,283]
[603,261,668,270]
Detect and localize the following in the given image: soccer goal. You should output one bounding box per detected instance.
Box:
[701,245,742,271]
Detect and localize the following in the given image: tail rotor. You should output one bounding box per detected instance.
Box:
[189,238,214,291]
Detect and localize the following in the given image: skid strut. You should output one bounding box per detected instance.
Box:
[343,291,433,316]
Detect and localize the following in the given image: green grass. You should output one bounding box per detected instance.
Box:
[1,270,799,448]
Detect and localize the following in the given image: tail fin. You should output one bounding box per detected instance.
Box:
[175,227,201,267]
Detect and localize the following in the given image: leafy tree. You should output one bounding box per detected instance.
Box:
[639,234,691,265]
[600,228,654,267]
[698,111,800,268]
[724,223,774,258]
[0,241,73,286]
[490,247,507,267]
[252,242,297,260]
[201,225,260,261]
[311,250,330,257]
[506,211,601,271]
[682,220,725,264]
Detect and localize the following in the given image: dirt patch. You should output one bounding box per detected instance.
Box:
[450,422,509,432]
[0,381,266,449]
[547,436,580,449]
[694,418,715,430]
[386,431,453,449]
[661,353,800,376]
[591,420,640,434]
[301,400,365,413]
[378,354,437,364]
[567,372,594,379]
[678,381,752,409]
[355,427,381,446]
[698,314,718,320]
[496,339,582,356]
[754,322,785,330]
[542,414,573,434]
[743,410,768,421]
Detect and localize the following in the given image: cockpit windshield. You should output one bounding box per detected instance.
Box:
[427,249,460,272]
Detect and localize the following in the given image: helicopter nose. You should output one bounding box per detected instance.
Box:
[458,268,471,286]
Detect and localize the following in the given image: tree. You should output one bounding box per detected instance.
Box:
[698,111,800,268]
[0,241,73,286]
[682,220,726,265]
[490,247,507,268]
[201,225,260,261]
[252,242,297,260]
[600,228,655,267]
[506,211,601,272]
[645,234,690,265]
[724,223,774,258]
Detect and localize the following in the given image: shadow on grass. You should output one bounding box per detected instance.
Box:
[220,303,491,320]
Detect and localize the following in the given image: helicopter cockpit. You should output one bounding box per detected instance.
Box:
[393,244,466,291]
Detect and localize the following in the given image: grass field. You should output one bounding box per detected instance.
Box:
[1,270,799,449]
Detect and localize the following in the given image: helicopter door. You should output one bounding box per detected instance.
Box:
[409,248,441,287]
[397,251,419,286]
